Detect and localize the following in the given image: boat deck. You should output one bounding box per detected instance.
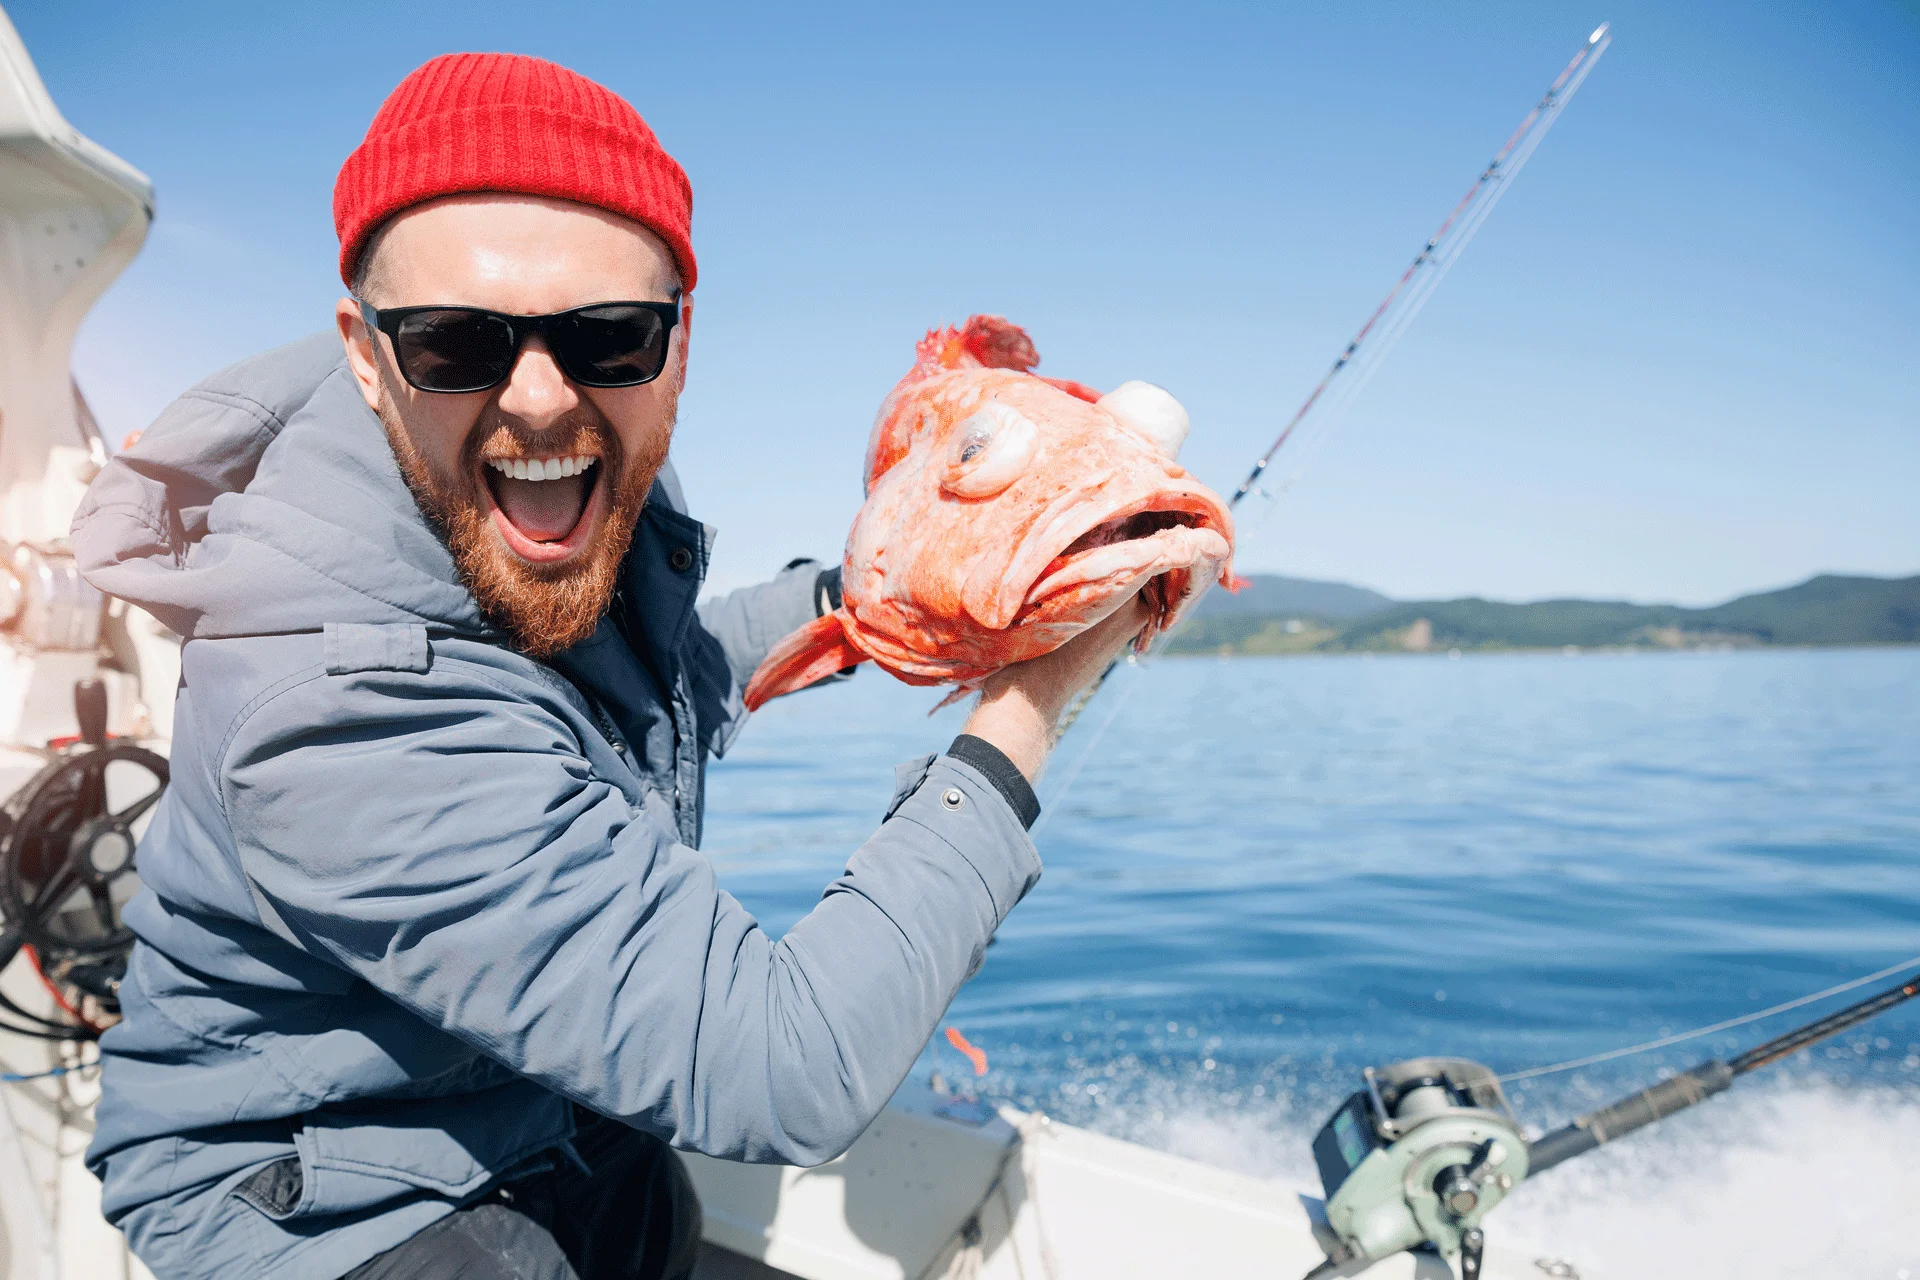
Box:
[695,1244,793,1279]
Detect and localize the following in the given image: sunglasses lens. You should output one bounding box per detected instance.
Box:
[552,305,672,387]
[392,311,517,392]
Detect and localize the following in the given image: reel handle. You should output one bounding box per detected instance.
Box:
[1459,1226,1485,1280]
[75,677,107,748]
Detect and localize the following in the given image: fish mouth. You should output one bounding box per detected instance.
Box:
[1020,498,1233,632]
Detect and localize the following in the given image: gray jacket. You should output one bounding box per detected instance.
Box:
[72,335,1042,1280]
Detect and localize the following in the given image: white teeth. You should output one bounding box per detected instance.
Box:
[487,455,600,482]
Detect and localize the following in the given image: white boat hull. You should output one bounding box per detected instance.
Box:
[681,1084,1585,1280]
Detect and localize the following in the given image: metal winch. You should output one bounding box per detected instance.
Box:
[1310,1057,1524,1276]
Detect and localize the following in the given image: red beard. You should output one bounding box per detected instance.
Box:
[381,399,669,658]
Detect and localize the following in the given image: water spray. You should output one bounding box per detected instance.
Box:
[1305,969,1920,1277]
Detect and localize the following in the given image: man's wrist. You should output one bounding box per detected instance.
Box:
[946,734,1041,829]
[959,688,1054,784]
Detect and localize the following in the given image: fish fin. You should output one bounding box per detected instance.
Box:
[1037,375,1103,404]
[927,682,982,715]
[743,613,869,711]
[914,315,1040,372]
[958,315,1039,371]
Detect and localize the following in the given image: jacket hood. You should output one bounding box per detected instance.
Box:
[73,333,491,640]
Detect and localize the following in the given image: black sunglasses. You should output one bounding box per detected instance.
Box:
[358,296,681,394]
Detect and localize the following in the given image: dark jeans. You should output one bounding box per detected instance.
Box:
[342,1109,702,1280]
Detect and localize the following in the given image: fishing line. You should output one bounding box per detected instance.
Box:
[1496,951,1920,1083]
[1225,24,1611,510]
[1045,26,1613,754]
[1034,657,1143,834]
[1217,25,1606,538]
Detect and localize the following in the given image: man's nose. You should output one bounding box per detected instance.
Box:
[493,336,579,429]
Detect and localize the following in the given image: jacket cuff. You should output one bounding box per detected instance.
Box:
[885,754,1042,924]
[815,566,843,615]
[945,734,1040,830]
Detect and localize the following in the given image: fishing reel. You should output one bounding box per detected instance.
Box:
[1309,1058,1529,1278]
[0,678,166,1025]
[1303,969,1920,1279]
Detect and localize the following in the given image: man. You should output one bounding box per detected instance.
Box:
[74,52,1142,1280]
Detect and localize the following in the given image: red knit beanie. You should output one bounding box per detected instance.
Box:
[333,53,695,291]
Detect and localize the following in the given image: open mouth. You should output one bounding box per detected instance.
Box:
[1055,510,1202,560]
[481,453,607,565]
[1023,504,1230,620]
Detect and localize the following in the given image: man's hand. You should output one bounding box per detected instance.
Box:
[961,596,1150,784]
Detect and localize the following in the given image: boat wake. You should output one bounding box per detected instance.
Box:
[1059,1070,1919,1277]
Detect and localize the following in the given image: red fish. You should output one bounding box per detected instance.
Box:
[743,316,1234,710]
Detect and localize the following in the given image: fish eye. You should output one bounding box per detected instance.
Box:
[958,424,993,464]
[941,404,1038,499]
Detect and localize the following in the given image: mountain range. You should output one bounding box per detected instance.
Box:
[1168,573,1920,655]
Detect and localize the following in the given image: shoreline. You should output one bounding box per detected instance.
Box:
[1161,640,1920,659]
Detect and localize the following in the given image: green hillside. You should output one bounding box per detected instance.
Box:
[1189,573,1393,621]
[1164,574,1920,655]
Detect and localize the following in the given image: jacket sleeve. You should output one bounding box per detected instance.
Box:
[693,558,830,690]
[220,661,1039,1166]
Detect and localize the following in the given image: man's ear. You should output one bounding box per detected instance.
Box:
[336,297,385,412]
[677,292,693,370]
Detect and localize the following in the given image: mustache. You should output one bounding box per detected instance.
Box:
[460,410,623,478]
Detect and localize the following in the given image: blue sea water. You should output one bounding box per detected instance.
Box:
[707,647,1920,1276]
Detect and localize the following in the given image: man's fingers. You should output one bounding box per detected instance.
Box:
[1061,595,1149,678]
[965,594,1151,782]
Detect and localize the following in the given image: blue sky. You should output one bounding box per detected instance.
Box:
[12,1,1917,604]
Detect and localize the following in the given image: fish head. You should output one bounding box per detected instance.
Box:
[865,314,1042,488]
[844,337,1233,682]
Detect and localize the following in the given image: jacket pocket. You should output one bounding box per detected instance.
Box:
[233,1078,572,1221]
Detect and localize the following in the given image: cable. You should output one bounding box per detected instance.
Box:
[0,1017,91,1042]
[0,941,96,1038]
[1,1064,81,1084]
[1498,951,1920,1083]
[23,945,103,1034]
[0,986,86,1036]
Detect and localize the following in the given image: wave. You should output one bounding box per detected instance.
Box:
[1041,1069,1919,1278]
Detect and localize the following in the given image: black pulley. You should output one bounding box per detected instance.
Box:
[0,680,167,1012]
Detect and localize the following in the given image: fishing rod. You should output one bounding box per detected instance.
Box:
[1232,22,1612,510]
[1047,24,1613,760]
[1309,966,1920,1277]
[1524,967,1920,1174]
